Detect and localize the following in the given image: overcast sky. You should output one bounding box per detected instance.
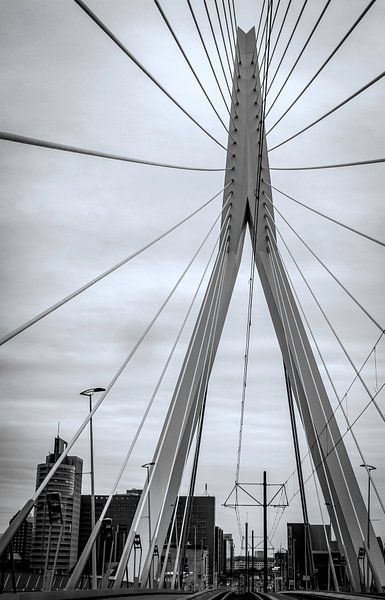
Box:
[1,0,385,555]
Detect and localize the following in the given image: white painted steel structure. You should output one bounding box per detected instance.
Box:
[107,27,385,593]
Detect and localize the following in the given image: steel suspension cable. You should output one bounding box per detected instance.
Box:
[253,0,284,83]
[227,0,237,50]
[266,0,332,116]
[269,69,385,151]
[287,378,385,508]
[166,232,229,587]
[154,0,234,140]
[176,235,230,588]
[289,379,385,502]
[267,231,354,577]
[263,194,384,332]
[231,0,238,33]
[256,0,288,81]
[263,181,385,248]
[0,131,229,172]
[267,0,378,135]
[186,0,237,128]
[74,0,227,151]
[66,216,230,589]
[137,240,231,587]
[278,324,384,514]
[270,156,385,171]
[214,0,233,78]
[311,468,340,590]
[264,0,308,99]
[268,241,365,579]
[235,242,256,484]
[0,181,232,347]
[0,202,232,559]
[114,218,231,585]
[203,0,232,97]
[251,0,266,65]
[235,0,272,485]
[272,235,385,518]
[266,216,385,422]
[256,7,269,62]
[222,0,235,61]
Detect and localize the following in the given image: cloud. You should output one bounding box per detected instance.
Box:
[1,0,384,556]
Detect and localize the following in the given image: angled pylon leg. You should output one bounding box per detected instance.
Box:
[113,26,385,592]
[248,31,385,592]
[113,28,259,590]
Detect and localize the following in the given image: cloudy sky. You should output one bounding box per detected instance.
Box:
[1,0,385,555]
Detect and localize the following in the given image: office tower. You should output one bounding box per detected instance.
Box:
[30,436,82,574]
[12,516,33,567]
[78,489,142,568]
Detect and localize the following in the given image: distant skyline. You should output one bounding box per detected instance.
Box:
[1,0,385,555]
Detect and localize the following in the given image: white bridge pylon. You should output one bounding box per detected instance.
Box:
[108,28,385,592]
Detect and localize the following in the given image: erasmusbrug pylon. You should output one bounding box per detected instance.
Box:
[1,1,385,594]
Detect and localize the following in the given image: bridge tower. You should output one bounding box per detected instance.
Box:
[67,27,385,592]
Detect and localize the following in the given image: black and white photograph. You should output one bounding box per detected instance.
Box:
[1,0,385,596]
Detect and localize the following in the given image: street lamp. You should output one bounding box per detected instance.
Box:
[80,387,105,590]
[360,463,376,591]
[141,462,155,544]
[142,462,155,585]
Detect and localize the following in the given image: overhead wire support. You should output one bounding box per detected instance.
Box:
[263,180,385,248]
[186,0,237,129]
[269,69,385,151]
[0,131,229,172]
[263,194,384,332]
[266,218,385,423]
[73,0,227,151]
[0,181,232,347]
[154,0,234,141]
[266,0,332,117]
[267,0,378,134]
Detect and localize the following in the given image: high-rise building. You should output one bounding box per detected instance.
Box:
[12,515,33,567]
[214,526,224,585]
[30,436,82,574]
[169,495,216,585]
[78,489,142,568]
[78,490,217,585]
[287,522,341,590]
[223,533,234,575]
